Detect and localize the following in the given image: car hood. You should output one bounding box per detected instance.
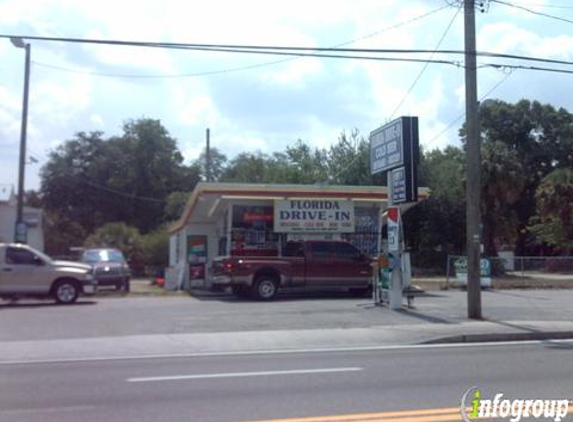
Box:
[52,260,92,271]
[89,262,125,269]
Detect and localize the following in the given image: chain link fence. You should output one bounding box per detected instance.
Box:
[446,254,573,289]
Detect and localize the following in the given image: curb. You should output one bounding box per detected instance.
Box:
[423,331,573,344]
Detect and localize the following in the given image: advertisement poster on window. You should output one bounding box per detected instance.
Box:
[187,235,207,263]
[187,235,207,280]
[230,206,278,256]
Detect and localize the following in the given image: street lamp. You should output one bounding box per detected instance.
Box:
[11,37,31,244]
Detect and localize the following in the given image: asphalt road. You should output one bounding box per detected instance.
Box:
[1,341,571,422]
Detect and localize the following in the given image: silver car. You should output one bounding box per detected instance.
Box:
[81,248,131,292]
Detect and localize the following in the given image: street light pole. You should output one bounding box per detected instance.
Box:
[11,37,31,244]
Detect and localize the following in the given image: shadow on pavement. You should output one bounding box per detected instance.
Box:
[189,289,373,302]
[393,308,458,324]
[486,290,552,300]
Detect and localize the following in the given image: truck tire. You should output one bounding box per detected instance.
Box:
[252,276,278,300]
[53,280,79,304]
[123,277,130,293]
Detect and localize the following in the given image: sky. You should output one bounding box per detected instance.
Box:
[1,0,573,191]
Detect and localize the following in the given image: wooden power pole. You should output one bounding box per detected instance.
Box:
[464,0,482,319]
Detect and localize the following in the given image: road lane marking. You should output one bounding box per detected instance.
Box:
[216,404,573,422]
[127,367,362,383]
[3,339,573,366]
[230,407,465,422]
[0,405,96,415]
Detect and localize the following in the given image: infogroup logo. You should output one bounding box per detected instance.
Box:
[461,387,570,422]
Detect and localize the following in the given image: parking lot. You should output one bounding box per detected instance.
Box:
[1,280,573,343]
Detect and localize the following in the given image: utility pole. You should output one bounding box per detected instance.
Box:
[464,0,482,319]
[11,38,31,244]
[206,128,211,182]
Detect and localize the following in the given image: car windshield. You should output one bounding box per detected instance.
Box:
[30,247,53,264]
[82,249,125,263]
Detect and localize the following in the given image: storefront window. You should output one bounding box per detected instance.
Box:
[342,207,380,256]
[230,205,278,256]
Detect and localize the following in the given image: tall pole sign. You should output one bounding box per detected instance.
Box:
[370,116,420,309]
[371,116,419,204]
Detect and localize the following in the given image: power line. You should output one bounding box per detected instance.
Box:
[518,1,573,9]
[424,69,514,149]
[29,48,465,75]
[6,31,570,80]
[327,5,462,182]
[30,47,573,81]
[390,5,462,119]
[80,179,165,203]
[9,32,573,64]
[491,0,573,24]
[481,62,573,75]
[29,4,451,80]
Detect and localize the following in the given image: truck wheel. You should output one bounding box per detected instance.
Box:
[53,280,79,304]
[123,277,130,293]
[252,276,278,300]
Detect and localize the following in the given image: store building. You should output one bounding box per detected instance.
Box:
[169,182,429,290]
[0,184,44,250]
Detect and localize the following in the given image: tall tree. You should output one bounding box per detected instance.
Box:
[529,168,573,253]
[480,141,524,256]
[285,140,329,184]
[220,151,273,183]
[465,99,573,254]
[196,147,228,182]
[40,131,108,234]
[403,146,466,265]
[40,118,200,253]
[327,130,372,185]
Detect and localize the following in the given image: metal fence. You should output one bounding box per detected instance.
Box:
[446,254,573,288]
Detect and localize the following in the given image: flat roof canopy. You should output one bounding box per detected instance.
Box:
[170,182,429,234]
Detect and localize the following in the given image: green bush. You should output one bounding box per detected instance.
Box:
[84,222,146,276]
[140,226,169,276]
[85,222,170,277]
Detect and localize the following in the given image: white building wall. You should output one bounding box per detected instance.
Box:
[169,234,177,267]
[0,204,44,251]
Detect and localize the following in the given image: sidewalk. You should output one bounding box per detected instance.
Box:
[2,319,573,364]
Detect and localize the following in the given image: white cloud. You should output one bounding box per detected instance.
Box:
[181,145,202,163]
[90,113,104,127]
[0,86,21,138]
[261,57,324,88]
[479,22,573,60]
[32,73,92,125]
[178,95,216,126]
[3,0,573,191]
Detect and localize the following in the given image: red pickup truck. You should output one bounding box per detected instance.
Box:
[211,240,372,300]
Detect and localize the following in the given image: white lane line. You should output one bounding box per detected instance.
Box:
[127,367,363,383]
[0,405,96,415]
[2,339,572,366]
